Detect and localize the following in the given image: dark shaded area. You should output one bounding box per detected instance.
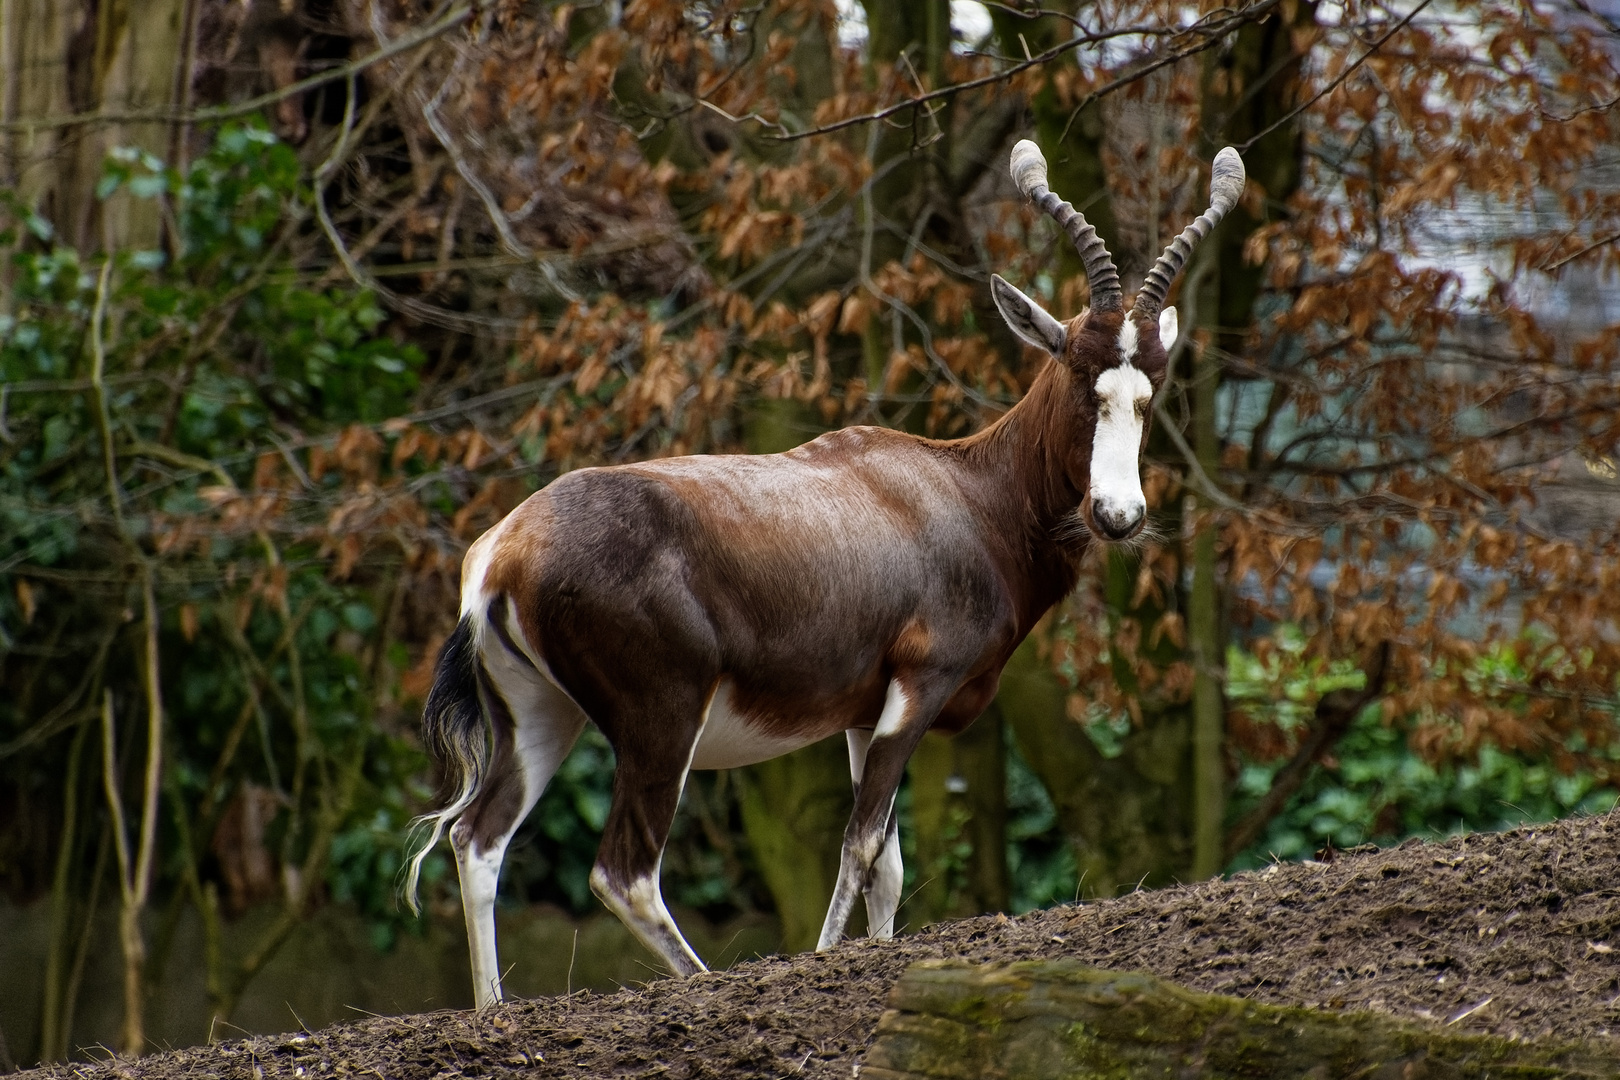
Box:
[26,810,1620,1079]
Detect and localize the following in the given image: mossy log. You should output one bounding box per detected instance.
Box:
[862,959,1618,1079]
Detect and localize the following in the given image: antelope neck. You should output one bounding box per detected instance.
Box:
[957,357,1092,550]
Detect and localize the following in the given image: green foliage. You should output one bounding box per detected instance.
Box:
[0,122,431,967]
[1,121,422,571]
[1225,631,1619,872]
[1230,716,1618,873]
[499,729,617,913]
[1003,730,1076,914]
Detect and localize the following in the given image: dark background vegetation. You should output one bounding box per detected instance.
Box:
[1,0,1618,1067]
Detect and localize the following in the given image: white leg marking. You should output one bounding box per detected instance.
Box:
[846,727,872,785]
[820,682,911,951]
[590,696,710,977]
[1090,363,1154,534]
[457,633,587,1009]
[846,729,903,939]
[590,862,706,977]
[453,835,506,1009]
[818,824,893,951]
[866,822,903,939]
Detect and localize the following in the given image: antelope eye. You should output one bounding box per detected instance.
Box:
[1134,398,1149,420]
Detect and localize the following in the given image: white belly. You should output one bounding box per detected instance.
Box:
[689,678,826,770]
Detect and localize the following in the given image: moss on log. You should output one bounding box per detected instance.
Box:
[862,959,1618,1079]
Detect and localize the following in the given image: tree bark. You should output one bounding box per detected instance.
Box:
[3,0,83,222]
[731,399,852,951]
[999,635,1198,898]
[96,0,190,252]
[735,737,852,951]
[0,0,188,253]
[906,711,1009,927]
[1191,1,1318,873]
[865,959,1617,1080]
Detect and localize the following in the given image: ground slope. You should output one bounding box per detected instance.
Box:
[30,812,1620,1079]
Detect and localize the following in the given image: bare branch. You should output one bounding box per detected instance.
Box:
[1541,94,1620,124]
[311,74,527,337]
[770,1,1280,142]
[89,258,124,536]
[1236,0,1435,153]
[1541,228,1620,272]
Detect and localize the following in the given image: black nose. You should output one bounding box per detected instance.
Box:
[1095,505,1144,540]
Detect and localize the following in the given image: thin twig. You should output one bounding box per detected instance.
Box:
[1237,0,1435,153]
[101,691,133,907]
[310,72,526,336]
[89,258,123,535]
[774,2,1279,142]
[1541,229,1620,272]
[1153,396,1243,510]
[0,628,116,760]
[414,29,535,264]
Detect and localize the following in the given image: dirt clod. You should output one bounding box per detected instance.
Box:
[28,812,1620,1079]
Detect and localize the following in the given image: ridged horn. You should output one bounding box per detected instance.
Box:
[1131,146,1246,321]
[1010,139,1121,313]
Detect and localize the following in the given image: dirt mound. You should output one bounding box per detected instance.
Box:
[29,812,1620,1079]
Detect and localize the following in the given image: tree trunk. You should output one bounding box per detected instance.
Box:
[1189,0,1318,871]
[999,636,1196,898]
[865,959,1617,1080]
[732,398,852,951]
[96,0,191,252]
[735,737,852,951]
[906,712,1009,928]
[0,0,189,253]
[2,0,84,226]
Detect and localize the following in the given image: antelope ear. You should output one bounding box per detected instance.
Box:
[1159,306,1179,351]
[991,274,1067,356]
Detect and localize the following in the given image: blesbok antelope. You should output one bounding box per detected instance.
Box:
[406,140,1246,1007]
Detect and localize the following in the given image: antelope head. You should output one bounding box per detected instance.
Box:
[991,140,1246,542]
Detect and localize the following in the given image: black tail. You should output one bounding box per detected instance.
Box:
[404,617,487,911]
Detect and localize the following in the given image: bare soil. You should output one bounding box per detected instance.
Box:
[29,812,1620,1079]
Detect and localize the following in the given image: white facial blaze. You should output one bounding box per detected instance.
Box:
[1117,316,1139,364]
[1090,356,1153,537]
